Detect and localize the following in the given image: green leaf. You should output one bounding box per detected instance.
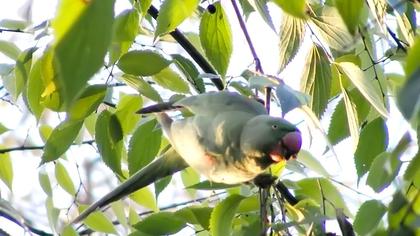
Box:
[366,152,402,192]
[0,40,21,60]
[0,123,9,135]
[341,85,359,149]
[152,67,190,93]
[354,118,388,179]
[95,110,123,176]
[397,68,420,120]
[0,19,29,30]
[353,200,386,235]
[249,75,278,89]
[120,74,162,102]
[115,94,142,135]
[46,197,60,232]
[276,83,308,116]
[200,2,232,77]
[297,150,330,176]
[272,0,306,18]
[38,49,63,111]
[181,167,200,196]
[80,205,117,234]
[154,175,172,198]
[0,151,13,190]
[334,0,364,34]
[172,54,205,93]
[238,0,255,20]
[210,194,245,236]
[41,120,83,163]
[53,0,114,108]
[295,177,350,218]
[405,36,420,77]
[128,119,161,175]
[309,6,353,50]
[155,0,199,37]
[55,161,76,195]
[175,206,212,230]
[404,152,420,182]
[67,85,106,121]
[129,187,158,211]
[278,14,305,71]
[117,50,171,76]
[337,61,388,118]
[14,47,37,100]
[38,171,52,196]
[251,0,275,31]
[301,44,332,117]
[187,180,239,190]
[26,59,45,120]
[61,225,78,236]
[133,212,186,234]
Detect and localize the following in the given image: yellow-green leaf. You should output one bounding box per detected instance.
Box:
[272,0,306,18]
[53,0,115,108]
[129,187,158,211]
[199,2,232,77]
[133,212,186,235]
[334,0,364,34]
[114,94,142,135]
[80,205,117,234]
[353,200,386,235]
[0,40,21,60]
[210,194,245,236]
[38,170,52,197]
[117,50,171,76]
[55,161,76,195]
[67,84,107,121]
[0,151,13,190]
[120,74,162,102]
[155,0,200,37]
[152,67,190,93]
[26,59,45,120]
[278,14,305,71]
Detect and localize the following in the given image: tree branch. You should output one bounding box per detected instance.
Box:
[147,5,224,91]
[0,140,95,154]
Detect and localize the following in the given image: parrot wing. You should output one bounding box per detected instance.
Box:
[71,148,188,224]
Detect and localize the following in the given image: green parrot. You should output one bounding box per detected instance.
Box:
[72,91,301,224]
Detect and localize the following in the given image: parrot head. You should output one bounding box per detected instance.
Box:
[240,115,302,168]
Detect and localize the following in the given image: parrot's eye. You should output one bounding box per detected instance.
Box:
[272,124,278,130]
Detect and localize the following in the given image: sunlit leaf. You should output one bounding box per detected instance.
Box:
[334,0,364,34]
[238,0,255,20]
[0,151,13,190]
[95,110,123,176]
[39,50,63,111]
[353,200,386,235]
[340,83,359,149]
[38,170,52,197]
[120,74,162,102]
[46,197,59,232]
[115,94,142,135]
[210,194,245,236]
[366,152,402,192]
[67,85,107,121]
[53,0,114,108]
[152,67,190,93]
[26,59,44,120]
[272,0,306,18]
[251,0,275,31]
[175,206,212,230]
[133,212,185,234]
[14,47,37,100]
[55,161,76,195]
[301,44,332,117]
[297,150,330,176]
[354,118,388,179]
[128,119,161,175]
[278,14,305,71]
[200,2,232,77]
[155,0,199,38]
[0,40,21,60]
[172,54,205,93]
[61,225,78,236]
[0,19,29,30]
[181,167,200,196]
[41,120,83,163]
[80,205,117,234]
[117,50,171,76]
[0,123,9,135]
[129,187,158,211]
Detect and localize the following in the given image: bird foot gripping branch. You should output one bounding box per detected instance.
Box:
[72,91,302,224]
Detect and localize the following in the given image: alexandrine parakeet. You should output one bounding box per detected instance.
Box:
[72,91,301,224]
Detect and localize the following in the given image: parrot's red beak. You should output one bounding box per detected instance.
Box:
[269,131,302,162]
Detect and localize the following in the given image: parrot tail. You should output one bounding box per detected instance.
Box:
[71,148,188,224]
[137,102,182,114]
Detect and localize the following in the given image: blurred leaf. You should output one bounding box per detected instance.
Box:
[210,194,245,236]
[353,200,386,235]
[175,206,212,230]
[172,54,205,93]
[405,37,420,77]
[200,2,232,77]
[154,175,172,198]
[115,94,142,135]
[278,14,305,71]
[53,0,114,108]
[238,0,255,19]
[26,59,45,120]
[337,61,388,118]
[95,110,123,176]
[46,197,59,232]
[55,161,76,195]
[155,0,199,37]
[0,19,29,30]
[181,167,200,196]
[301,45,332,117]
[128,119,161,175]
[187,180,239,190]
[297,150,330,176]
[404,153,420,182]
[61,225,78,236]
[295,177,350,218]
[366,152,402,192]
[67,85,107,121]
[111,201,128,228]
[251,0,275,31]
[0,63,13,76]
[14,47,37,100]
[276,83,309,116]
[229,81,253,96]
[41,120,83,163]
[0,123,9,135]
[334,0,364,34]
[0,40,21,60]
[38,171,52,197]
[120,74,162,102]
[117,50,171,76]
[80,205,116,234]
[309,6,353,50]
[397,68,420,120]
[133,212,186,234]
[39,125,53,142]
[354,118,388,179]
[130,187,158,211]
[336,209,355,236]
[237,195,259,213]
[272,0,306,18]
[249,75,278,89]
[39,50,63,111]
[341,84,359,149]
[0,151,13,190]
[152,67,190,93]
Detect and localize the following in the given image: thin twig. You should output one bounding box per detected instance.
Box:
[0,140,95,154]
[0,28,29,34]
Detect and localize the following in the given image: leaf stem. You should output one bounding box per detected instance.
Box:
[0,140,95,154]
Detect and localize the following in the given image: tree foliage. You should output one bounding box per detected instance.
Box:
[0,0,419,235]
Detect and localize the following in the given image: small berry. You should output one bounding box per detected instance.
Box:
[207,4,216,14]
